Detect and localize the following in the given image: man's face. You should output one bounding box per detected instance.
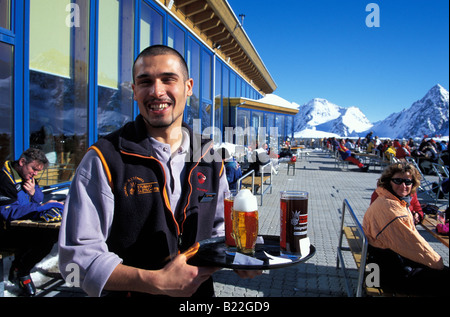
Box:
[132,54,193,132]
[17,159,43,181]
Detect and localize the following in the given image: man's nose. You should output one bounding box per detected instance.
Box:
[149,80,165,98]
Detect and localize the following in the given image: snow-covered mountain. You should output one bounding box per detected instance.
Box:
[368,84,449,139]
[293,84,449,139]
[294,98,373,137]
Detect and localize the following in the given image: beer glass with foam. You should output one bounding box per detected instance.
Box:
[232,189,258,255]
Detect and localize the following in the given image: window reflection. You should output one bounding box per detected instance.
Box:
[140,1,163,49]
[0,42,13,164]
[168,20,184,55]
[186,38,200,130]
[29,0,89,186]
[97,0,134,137]
[214,61,222,143]
[0,0,11,30]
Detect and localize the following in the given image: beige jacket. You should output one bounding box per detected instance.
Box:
[363,187,443,270]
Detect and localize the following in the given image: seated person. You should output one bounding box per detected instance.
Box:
[337,139,369,172]
[219,147,242,191]
[249,148,271,176]
[366,139,376,153]
[394,140,411,161]
[363,162,449,296]
[383,141,396,161]
[0,148,64,296]
[420,141,439,174]
[344,139,355,151]
[370,188,423,225]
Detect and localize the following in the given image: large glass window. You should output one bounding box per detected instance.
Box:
[213,60,221,143]
[286,116,293,140]
[229,72,236,97]
[168,20,184,55]
[200,50,212,133]
[29,0,90,186]
[140,1,163,50]
[0,42,13,164]
[201,51,211,101]
[186,38,200,130]
[222,66,229,127]
[252,111,264,148]
[236,109,254,148]
[275,114,285,146]
[0,0,11,30]
[97,0,134,137]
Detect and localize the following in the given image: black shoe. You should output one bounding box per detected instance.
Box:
[18,275,36,297]
[9,267,36,296]
[360,164,369,172]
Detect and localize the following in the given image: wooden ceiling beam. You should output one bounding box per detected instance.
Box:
[192,10,215,26]
[198,17,220,32]
[184,2,209,17]
[174,0,197,9]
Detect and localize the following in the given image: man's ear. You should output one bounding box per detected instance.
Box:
[186,78,194,97]
[18,157,26,167]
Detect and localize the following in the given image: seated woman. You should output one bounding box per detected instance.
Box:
[363,162,449,296]
[370,189,423,225]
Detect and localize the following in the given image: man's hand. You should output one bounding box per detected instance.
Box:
[22,177,36,196]
[153,253,219,297]
[105,245,219,297]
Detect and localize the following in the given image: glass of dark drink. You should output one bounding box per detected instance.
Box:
[280,191,308,256]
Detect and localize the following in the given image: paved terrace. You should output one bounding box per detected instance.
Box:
[3,149,448,297]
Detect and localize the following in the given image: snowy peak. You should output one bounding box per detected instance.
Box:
[294,98,373,137]
[370,84,449,139]
[292,84,449,139]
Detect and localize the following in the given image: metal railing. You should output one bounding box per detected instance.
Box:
[336,199,368,297]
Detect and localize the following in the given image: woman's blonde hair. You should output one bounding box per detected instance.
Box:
[377,162,421,195]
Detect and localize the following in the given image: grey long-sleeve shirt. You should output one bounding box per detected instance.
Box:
[58,132,227,297]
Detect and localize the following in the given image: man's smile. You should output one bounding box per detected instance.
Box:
[147,100,173,112]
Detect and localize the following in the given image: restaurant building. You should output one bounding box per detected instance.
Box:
[0,0,297,186]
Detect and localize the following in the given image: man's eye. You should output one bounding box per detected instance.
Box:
[163,77,177,83]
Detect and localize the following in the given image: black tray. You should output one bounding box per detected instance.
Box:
[188,235,315,270]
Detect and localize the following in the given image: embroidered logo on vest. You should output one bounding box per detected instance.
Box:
[197,172,206,184]
[123,176,159,197]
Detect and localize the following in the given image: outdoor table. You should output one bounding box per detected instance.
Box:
[10,219,61,230]
[420,214,449,248]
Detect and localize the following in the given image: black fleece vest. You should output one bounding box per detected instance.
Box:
[91,115,224,271]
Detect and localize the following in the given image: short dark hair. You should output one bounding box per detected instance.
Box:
[19,148,49,167]
[132,45,189,83]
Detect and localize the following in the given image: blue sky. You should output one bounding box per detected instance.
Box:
[227,0,449,122]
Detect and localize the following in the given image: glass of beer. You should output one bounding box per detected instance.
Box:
[232,189,259,255]
[280,191,308,256]
[224,190,237,247]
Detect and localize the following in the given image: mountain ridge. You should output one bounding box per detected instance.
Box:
[293,84,449,139]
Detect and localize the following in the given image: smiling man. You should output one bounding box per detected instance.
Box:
[59,45,239,297]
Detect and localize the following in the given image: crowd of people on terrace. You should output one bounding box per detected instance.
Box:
[323,131,449,175]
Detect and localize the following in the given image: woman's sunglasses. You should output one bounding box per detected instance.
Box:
[391,178,414,186]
